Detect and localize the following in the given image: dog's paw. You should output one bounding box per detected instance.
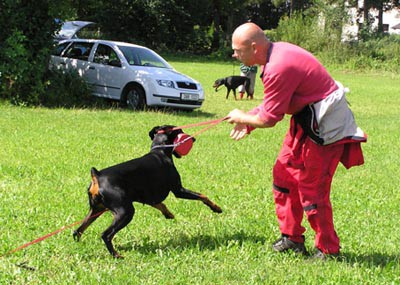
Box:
[72,230,81,242]
[113,253,124,259]
[164,213,175,219]
[208,203,222,213]
[212,205,223,213]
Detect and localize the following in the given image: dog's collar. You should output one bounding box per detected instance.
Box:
[151,144,175,151]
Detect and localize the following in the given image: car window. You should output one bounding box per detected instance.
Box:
[52,42,71,56]
[63,42,94,61]
[93,44,121,66]
[118,45,171,68]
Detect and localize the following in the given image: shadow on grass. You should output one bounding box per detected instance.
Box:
[43,97,218,119]
[143,106,217,119]
[117,232,400,268]
[117,231,267,254]
[339,252,400,267]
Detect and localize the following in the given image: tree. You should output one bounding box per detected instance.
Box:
[353,0,400,37]
[371,0,400,34]
[209,0,287,51]
[60,0,286,53]
[0,0,62,104]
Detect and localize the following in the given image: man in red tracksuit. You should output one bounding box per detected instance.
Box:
[226,23,366,259]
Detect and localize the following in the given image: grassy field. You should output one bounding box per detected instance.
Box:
[1,60,400,284]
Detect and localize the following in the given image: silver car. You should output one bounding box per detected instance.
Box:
[50,39,204,110]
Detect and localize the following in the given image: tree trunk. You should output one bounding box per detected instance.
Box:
[363,0,370,28]
[211,1,221,51]
[290,0,304,15]
[226,14,234,47]
[377,1,384,33]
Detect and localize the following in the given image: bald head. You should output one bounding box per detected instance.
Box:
[232,23,266,46]
[232,23,270,66]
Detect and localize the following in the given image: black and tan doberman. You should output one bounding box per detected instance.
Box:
[73,125,222,258]
[213,76,251,100]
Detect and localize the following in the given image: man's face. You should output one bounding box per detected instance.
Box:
[232,37,254,66]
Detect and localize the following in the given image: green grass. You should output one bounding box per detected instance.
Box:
[1,60,400,284]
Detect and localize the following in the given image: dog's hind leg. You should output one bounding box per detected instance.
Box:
[172,187,222,213]
[101,204,134,258]
[232,89,237,100]
[152,203,175,219]
[73,206,106,241]
[73,177,106,241]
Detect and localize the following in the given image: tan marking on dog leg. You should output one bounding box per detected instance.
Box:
[199,194,223,213]
[152,203,175,219]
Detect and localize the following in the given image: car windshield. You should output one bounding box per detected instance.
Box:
[118,45,172,68]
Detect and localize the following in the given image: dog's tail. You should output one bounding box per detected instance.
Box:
[91,167,100,177]
[89,167,101,198]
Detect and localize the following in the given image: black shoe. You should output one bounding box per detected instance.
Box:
[310,248,340,261]
[272,236,308,255]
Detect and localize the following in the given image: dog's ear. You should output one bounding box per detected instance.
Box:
[149,126,161,140]
[149,125,177,140]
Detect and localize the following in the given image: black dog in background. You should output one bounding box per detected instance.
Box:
[213,76,250,100]
[73,125,222,258]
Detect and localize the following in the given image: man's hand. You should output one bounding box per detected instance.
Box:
[226,109,248,140]
[226,109,247,124]
[230,123,248,140]
[226,108,271,140]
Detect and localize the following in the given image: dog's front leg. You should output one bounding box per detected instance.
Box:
[226,89,231,100]
[172,187,222,213]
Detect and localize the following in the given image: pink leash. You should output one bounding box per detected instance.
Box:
[1,210,107,258]
[173,116,228,137]
[172,117,228,131]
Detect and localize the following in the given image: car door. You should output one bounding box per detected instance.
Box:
[87,43,126,99]
[58,41,94,80]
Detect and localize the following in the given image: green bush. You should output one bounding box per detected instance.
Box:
[274,14,318,51]
[273,12,343,54]
[0,1,59,106]
[40,69,94,108]
[0,30,31,105]
[318,35,400,72]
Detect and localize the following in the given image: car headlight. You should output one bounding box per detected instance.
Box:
[156,80,175,88]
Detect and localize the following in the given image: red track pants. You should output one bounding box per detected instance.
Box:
[272,130,344,254]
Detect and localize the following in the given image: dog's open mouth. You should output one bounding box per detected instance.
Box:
[213,81,222,91]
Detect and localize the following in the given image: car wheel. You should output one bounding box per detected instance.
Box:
[124,86,145,110]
